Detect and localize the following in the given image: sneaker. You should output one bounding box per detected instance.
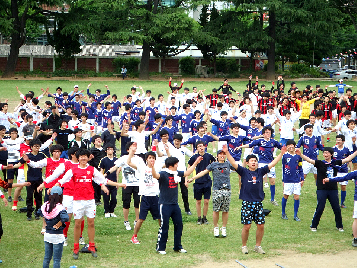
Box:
[197,217,202,225]
[73,252,79,260]
[12,205,17,211]
[264,183,269,188]
[175,249,187,253]
[270,200,279,206]
[41,228,46,235]
[124,221,131,230]
[214,227,219,237]
[110,213,117,218]
[27,217,32,221]
[185,210,192,216]
[221,227,227,237]
[254,245,265,254]
[241,246,248,254]
[310,227,317,232]
[105,213,111,218]
[157,251,166,255]
[337,228,344,232]
[341,203,346,208]
[352,238,357,247]
[79,237,85,245]
[134,220,137,228]
[64,237,68,247]
[35,215,40,220]
[202,217,209,224]
[18,196,24,202]
[326,139,330,142]
[131,235,140,244]
[294,216,301,222]
[281,214,288,220]
[90,250,98,258]
[7,196,12,202]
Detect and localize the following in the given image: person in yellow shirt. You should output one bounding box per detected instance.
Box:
[295,94,320,130]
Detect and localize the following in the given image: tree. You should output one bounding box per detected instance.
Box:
[0,0,66,78]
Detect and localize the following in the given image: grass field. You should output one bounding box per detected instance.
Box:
[0,78,356,267]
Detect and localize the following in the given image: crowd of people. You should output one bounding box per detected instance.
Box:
[0,75,357,266]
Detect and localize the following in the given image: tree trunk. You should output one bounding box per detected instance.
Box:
[162,56,166,73]
[266,10,276,80]
[139,41,150,80]
[2,35,21,78]
[282,55,284,72]
[213,54,217,75]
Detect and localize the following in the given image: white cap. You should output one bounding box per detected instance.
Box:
[174,83,177,87]
[74,85,79,88]
[338,79,343,83]
[24,135,33,140]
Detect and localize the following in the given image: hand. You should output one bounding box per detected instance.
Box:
[300,181,304,187]
[2,197,8,207]
[53,221,62,230]
[101,185,109,195]
[280,146,287,154]
[37,184,44,193]
[295,149,301,155]
[195,156,203,164]
[164,144,170,152]
[22,153,29,162]
[181,79,184,83]
[88,83,91,88]
[6,164,13,170]
[323,178,329,184]
[105,85,108,89]
[169,77,172,81]
[222,144,228,153]
[51,132,57,139]
[352,136,357,143]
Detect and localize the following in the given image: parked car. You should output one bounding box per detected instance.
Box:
[332,70,356,80]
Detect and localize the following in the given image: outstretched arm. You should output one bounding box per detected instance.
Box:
[222,144,238,170]
[268,146,286,169]
[295,148,315,164]
[187,169,210,183]
[184,156,203,177]
[342,150,357,164]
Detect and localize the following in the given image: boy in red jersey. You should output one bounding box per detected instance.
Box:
[55,149,126,259]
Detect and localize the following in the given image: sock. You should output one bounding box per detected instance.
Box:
[13,200,18,207]
[73,243,79,254]
[294,199,300,218]
[80,219,85,237]
[341,191,346,205]
[270,185,275,201]
[88,242,96,252]
[34,200,36,206]
[63,221,71,238]
[282,197,287,215]
[327,137,330,140]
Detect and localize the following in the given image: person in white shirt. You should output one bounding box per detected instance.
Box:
[68,111,80,132]
[78,113,93,142]
[274,104,302,145]
[0,103,15,131]
[156,129,176,169]
[142,90,152,109]
[240,97,254,120]
[249,87,261,112]
[156,94,167,115]
[130,87,142,102]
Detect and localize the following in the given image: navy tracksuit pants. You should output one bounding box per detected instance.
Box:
[156,204,183,252]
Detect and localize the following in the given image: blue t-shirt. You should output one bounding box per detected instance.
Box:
[181,134,214,150]
[158,170,184,204]
[210,119,233,136]
[188,153,215,184]
[219,135,251,161]
[131,106,143,121]
[101,109,114,128]
[99,156,118,182]
[145,107,158,122]
[236,165,269,202]
[173,113,193,133]
[249,138,282,164]
[336,84,347,94]
[333,145,353,173]
[282,153,303,183]
[296,134,324,160]
[111,100,122,116]
[162,126,178,143]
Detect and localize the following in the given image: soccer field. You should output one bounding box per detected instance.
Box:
[0,78,356,267]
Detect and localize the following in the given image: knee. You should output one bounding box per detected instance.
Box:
[196,200,202,205]
[256,224,264,230]
[204,199,209,205]
[87,220,95,229]
[243,224,251,231]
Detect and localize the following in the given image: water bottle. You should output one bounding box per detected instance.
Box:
[69,266,77,268]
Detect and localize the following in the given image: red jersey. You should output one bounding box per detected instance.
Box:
[62,161,79,196]
[44,158,66,188]
[19,143,31,170]
[322,102,332,121]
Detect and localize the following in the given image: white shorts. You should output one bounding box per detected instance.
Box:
[182,132,191,143]
[17,169,25,184]
[322,119,331,129]
[258,163,275,178]
[302,161,317,175]
[283,182,301,196]
[353,201,357,219]
[332,109,338,119]
[338,173,348,186]
[218,141,227,150]
[73,199,96,219]
[112,116,120,123]
[63,195,74,214]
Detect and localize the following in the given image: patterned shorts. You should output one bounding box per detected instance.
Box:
[212,189,231,212]
[241,200,265,225]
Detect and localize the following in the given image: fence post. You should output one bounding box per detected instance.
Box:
[96,57,99,73]
[159,58,161,73]
[30,55,33,72]
[75,57,78,71]
[53,56,56,72]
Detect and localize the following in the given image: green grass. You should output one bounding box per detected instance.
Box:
[0,78,356,267]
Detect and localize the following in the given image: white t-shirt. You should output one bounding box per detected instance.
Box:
[68,119,80,131]
[137,165,159,196]
[156,141,176,169]
[170,146,193,171]
[127,131,151,154]
[78,122,92,140]
[114,155,145,186]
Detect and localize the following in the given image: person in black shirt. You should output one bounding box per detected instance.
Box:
[101,120,121,151]
[54,120,73,159]
[296,147,357,231]
[218,79,236,95]
[47,106,61,129]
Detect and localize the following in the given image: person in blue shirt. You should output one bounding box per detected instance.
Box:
[101,102,114,129]
[281,140,304,221]
[123,95,135,108]
[131,99,143,122]
[223,143,286,254]
[328,79,353,98]
[152,156,202,255]
[190,110,203,135]
[67,94,87,113]
[237,126,282,206]
[208,111,237,150]
[119,104,133,131]
[145,97,158,122]
[162,116,178,144]
[181,123,215,151]
[111,94,122,123]
[173,104,193,142]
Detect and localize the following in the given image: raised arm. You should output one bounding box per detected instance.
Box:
[342,150,357,164]
[222,144,238,170]
[268,146,286,169]
[295,148,315,164]
[183,156,203,177]
[187,169,210,183]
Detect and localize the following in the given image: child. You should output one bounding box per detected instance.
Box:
[281,140,304,221]
[152,155,202,255]
[187,149,234,237]
[40,186,69,268]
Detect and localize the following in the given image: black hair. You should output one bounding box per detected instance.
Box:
[68,147,79,160]
[344,110,352,116]
[126,94,132,99]
[45,193,63,214]
[220,111,228,117]
[145,151,156,161]
[125,104,132,111]
[104,143,115,151]
[246,154,258,162]
[92,135,102,143]
[230,123,240,129]
[158,94,163,98]
[195,140,205,149]
[26,114,33,120]
[80,113,88,118]
[316,111,324,117]
[30,139,42,147]
[283,110,291,116]
[72,110,79,117]
[173,133,183,141]
[194,110,201,116]
[217,103,223,108]
[249,117,257,124]
[73,128,82,134]
[96,89,102,93]
[262,126,273,135]
[170,106,177,110]
[45,101,52,106]
[336,134,345,141]
[139,111,146,116]
[256,117,265,126]
[0,125,6,131]
[9,127,18,134]
[112,94,117,98]
[159,129,169,137]
[50,144,64,153]
[165,157,179,168]
[304,124,313,130]
[149,97,155,102]
[286,139,296,146]
[105,101,111,108]
[125,142,134,152]
[183,104,190,110]
[347,119,355,127]
[134,119,145,128]
[154,114,162,120]
[323,147,334,156]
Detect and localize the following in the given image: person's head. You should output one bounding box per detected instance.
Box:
[45,186,63,213]
[134,119,145,131]
[173,133,183,148]
[230,123,240,135]
[194,110,201,119]
[249,117,257,128]
[73,128,82,139]
[335,134,345,147]
[50,144,64,159]
[112,94,117,101]
[323,147,334,160]
[262,126,273,139]
[59,120,68,129]
[347,119,356,130]
[220,111,228,120]
[139,111,146,120]
[126,95,132,102]
[76,149,91,165]
[96,102,102,109]
[309,114,316,124]
[197,123,205,135]
[283,109,291,119]
[80,113,88,122]
[135,99,141,107]
[154,113,162,121]
[267,106,274,114]
[184,87,189,94]
[212,88,218,95]
[217,102,223,110]
[0,125,6,136]
[104,144,115,157]
[131,87,137,94]
[183,104,190,113]
[159,129,169,142]
[346,88,352,96]
[286,139,296,153]
[9,127,18,139]
[68,147,79,161]
[26,114,33,123]
[71,110,79,119]
[165,157,179,170]
[245,154,258,170]
[256,117,265,128]
[146,90,152,96]
[304,124,313,135]
[92,135,102,146]
[125,104,132,112]
[105,101,112,110]
[149,97,155,105]
[145,151,156,167]
[30,139,42,153]
[158,94,164,101]
[196,141,206,154]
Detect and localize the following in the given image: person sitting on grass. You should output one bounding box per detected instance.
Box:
[222,144,287,255]
[187,149,235,238]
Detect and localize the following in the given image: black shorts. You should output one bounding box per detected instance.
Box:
[193,181,212,200]
[139,195,160,220]
[122,186,140,209]
[241,200,265,225]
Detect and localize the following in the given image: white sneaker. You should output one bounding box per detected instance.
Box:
[221,227,227,237]
[264,183,269,188]
[241,246,248,254]
[105,213,111,218]
[110,213,117,218]
[337,228,344,232]
[175,249,187,253]
[64,237,68,247]
[214,227,219,237]
[12,205,17,211]
[157,251,166,255]
[79,237,85,245]
[124,221,131,230]
[134,220,137,228]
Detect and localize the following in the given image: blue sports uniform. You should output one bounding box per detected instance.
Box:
[101,109,114,128]
[145,107,158,122]
[296,134,324,160]
[282,153,304,183]
[173,113,193,133]
[181,134,215,150]
[248,138,282,164]
[219,135,252,161]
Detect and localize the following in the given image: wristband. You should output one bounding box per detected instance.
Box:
[0,195,4,199]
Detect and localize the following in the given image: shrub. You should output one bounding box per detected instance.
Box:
[112,57,140,74]
[216,58,239,73]
[179,56,195,75]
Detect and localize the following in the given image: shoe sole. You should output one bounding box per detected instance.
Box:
[73,253,79,260]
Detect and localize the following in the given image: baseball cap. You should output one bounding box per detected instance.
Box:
[50,186,63,195]
[217,149,224,155]
[74,85,79,88]
[24,135,33,140]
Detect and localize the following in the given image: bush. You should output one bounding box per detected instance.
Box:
[290,63,310,74]
[216,58,239,73]
[112,57,140,74]
[179,56,195,75]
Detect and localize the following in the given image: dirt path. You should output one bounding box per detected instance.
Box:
[195,250,357,268]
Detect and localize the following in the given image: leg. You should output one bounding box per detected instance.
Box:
[109,187,117,213]
[222,212,229,227]
[269,177,275,202]
[293,194,300,218]
[179,177,190,212]
[203,199,209,217]
[212,211,219,227]
[34,182,43,217]
[353,219,357,238]
[311,190,328,228]
[282,195,288,216]
[123,208,129,221]
[195,200,202,218]
[255,224,264,247]
[327,190,343,229]
[241,224,251,247]
[340,184,347,206]
[26,185,35,218]
[172,204,183,251]
[87,217,95,243]
[157,204,171,252]
[102,189,110,214]
[43,241,53,268]
[52,242,64,268]
[133,219,144,236]
[133,186,140,221]
[73,218,83,244]
[7,179,13,197]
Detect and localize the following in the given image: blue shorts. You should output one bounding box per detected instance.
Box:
[139,195,160,220]
[280,138,290,146]
[241,200,265,225]
[211,125,218,135]
[352,156,357,164]
[60,150,68,159]
[193,181,212,200]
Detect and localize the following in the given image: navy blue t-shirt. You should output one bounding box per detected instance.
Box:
[236,165,269,202]
[188,153,215,184]
[99,156,118,182]
[158,170,184,205]
[20,152,47,182]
